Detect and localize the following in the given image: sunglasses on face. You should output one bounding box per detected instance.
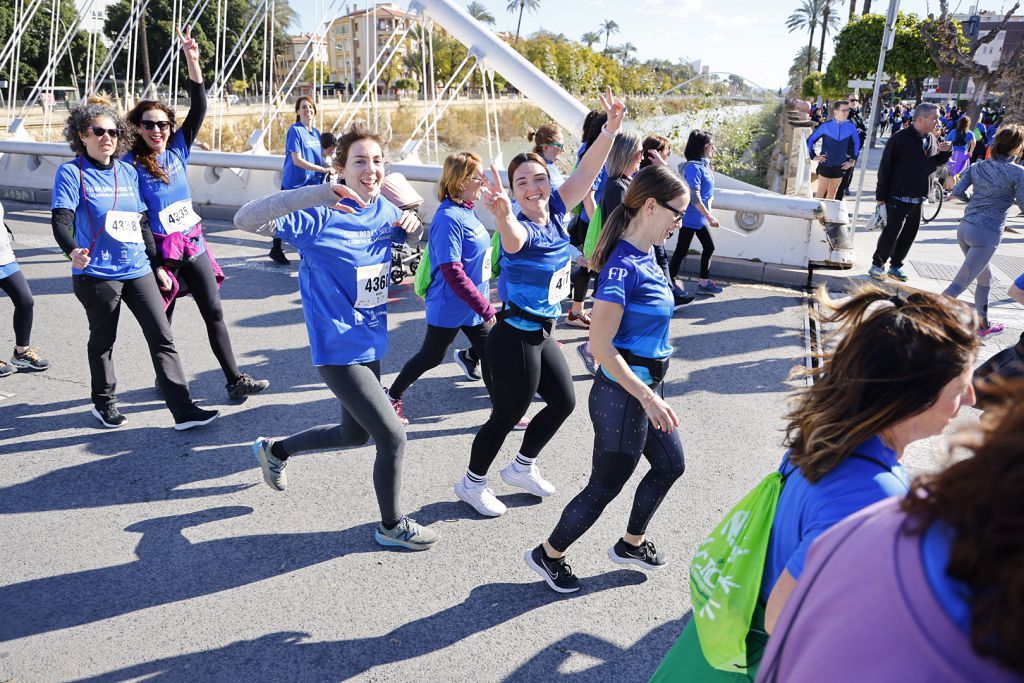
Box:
[89,126,119,138]
[545,142,564,149]
[140,120,171,131]
[656,198,685,222]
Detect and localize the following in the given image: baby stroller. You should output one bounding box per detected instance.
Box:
[381,173,425,285]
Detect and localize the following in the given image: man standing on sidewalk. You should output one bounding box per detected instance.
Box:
[870,102,952,281]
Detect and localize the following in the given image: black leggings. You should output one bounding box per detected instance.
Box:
[547,371,685,553]
[468,320,575,477]
[278,361,406,527]
[165,250,241,383]
[0,270,34,347]
[390,323,492,399]
[571,266,595,304]
[669,227,715,280]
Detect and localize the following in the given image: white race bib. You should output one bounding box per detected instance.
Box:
[481,247,493,283]
[355,262,390,308]
[547,262,571,305]
[104,211,144,244]
[158,199,201,233]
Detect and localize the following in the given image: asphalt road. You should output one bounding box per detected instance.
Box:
[0,201,1002,681]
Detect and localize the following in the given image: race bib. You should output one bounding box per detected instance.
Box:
[355,262,389,308]
[158,199,201,233]
[481,247,493,282]
[547,262,571,305]
[104,211,144,244]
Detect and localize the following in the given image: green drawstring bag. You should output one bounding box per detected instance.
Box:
[413,245,432,299]
[582,203,604,261]
[489,230,503,277]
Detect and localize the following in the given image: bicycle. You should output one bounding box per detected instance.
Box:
[921,172,945,224]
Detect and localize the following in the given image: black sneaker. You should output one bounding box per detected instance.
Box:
[268,247,290,265]
[452,348,481,381]
[226,373,270,400]
[608,538,668,571]
[673,288,695,309]
[92,404,127,428]
[0,360,13,378]
[525,544,581,593]
[173,403,220,431]
[10,346,50,371]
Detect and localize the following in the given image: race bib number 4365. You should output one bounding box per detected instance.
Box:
[104,211,144,243]
[547,262,571,305]
[355,262,390,308]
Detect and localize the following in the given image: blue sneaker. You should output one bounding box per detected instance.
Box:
[887,267,909,282]
[374,516,438,551]
[696,281,724,295]
[868,264,886,280]
[576,342,599,376]
[253,437,287,491]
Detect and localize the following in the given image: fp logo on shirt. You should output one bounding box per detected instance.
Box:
[608,267,629,281]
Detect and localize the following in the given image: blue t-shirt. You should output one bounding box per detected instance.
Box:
[806,119,861,165]
[945,128,972,152]
[274,196,402,366]
[1015,273,1024,290]
[921,520,973,635]
[594,240,674,385]
[425,198,491,328]
[760,435,910,603]
[547,161,565,190]
[500,190,573,332]
[124,129,206,256]
[0,262,20,279]
[681,159,714,230]
[281,123,324,190]
[52,158,151,280]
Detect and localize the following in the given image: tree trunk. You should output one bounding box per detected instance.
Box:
[514,4,524,43]
[138,11,152,94]
[806,25,816,76]
[1003,66,1024,125]
[849,0,856,21]
[817,11,828,73]
[862,0,872,13]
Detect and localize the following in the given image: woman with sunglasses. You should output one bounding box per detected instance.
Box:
[528,124,566,190]
[124,26,269,402]
[51,97,218,430]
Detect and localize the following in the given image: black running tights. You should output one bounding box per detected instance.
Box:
[0,270,33,347]
[547,371,685,553]
[468,320,575,477]
[669,227,715,280]
[390,322,492,399]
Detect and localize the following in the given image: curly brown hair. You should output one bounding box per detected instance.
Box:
[901,381,1024,674]
[62,101,131,158]
[125,100,178,184]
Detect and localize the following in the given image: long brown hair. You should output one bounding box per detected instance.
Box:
[639,134,670,169]
[785,285,978,483]
[527,123,561,156]
[590,165,688,272]
[901,381,1024,674]
[126,100,177,183]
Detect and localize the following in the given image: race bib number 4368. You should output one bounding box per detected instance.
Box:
[355,262,390,308]
[104,211,144,244]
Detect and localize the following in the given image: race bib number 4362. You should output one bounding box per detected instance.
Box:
[104,211,144,244]
[355,262,390,308]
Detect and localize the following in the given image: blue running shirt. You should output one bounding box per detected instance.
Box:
[52,158,151,280]
[124,128,206,255]
[425,198,491,328]
[281,123,324,189]
[275,197,402,366]
[594,240,674,384]
[681,159,715,230]
[501,190,573,332]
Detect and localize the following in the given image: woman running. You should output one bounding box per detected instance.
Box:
[235,123,436,551]
[943,115,976,190]
[124,26,269,401]
[51,98,219,430]
[386,151,496,425]
[525,165,689,593]
[0,201,50,377]
[806,100,860,200]
[269,96,331,265]
[528,124,566,190]
[670,129,723,296]
[942,125,1024,339]
[453,87,626,518]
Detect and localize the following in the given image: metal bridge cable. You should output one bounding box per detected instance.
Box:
[488,68,502,165]
[400,55,473,157]
[143,0,213,99]
[482,65,493,161]
[0,0,45,73]
[87,0,151,95]
[427,20,437,163]
[209,0,271,98]
[421,52,472,157]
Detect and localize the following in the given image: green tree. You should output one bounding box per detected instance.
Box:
[620,42,637,64]
[786,0,826,78]
[506,0,541,44]
[0,0,101,94]
[599,19,619,53]
[789,45,820,90]
[580,31,601,49]
[466,1,494,25]
[802,71,824,98]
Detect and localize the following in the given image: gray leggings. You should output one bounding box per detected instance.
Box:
[943,221,1000,324]
[279,361,406,526]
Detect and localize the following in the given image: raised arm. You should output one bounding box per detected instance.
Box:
[234,183,363,234]
[482,163,528,254]
[557,87,627,209]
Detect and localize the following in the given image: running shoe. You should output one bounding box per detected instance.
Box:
[978,322,1006,339]
[10,346,50,371]
[673,287,695,309]
[525,544,580,593]
[696,281,724,295]
[576,342,598,376]
[92,404,127,428]
[386,389,409,426]
[252,436,287,491]
[173,403,220,431]
[500,461,555,497]
[454,478,507,517]
[227,373,270,400]
[0,360,13,378]
[887,267,909,282]
[374,516,438,551]
[453,348,482,381]
[868,264,887,280]
[566,310,591,328]
[268,247,290,265]
[608,538,668,571]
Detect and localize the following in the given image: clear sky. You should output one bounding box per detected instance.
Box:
[289,0,1015,89]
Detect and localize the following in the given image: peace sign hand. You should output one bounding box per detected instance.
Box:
[328,183,368,214]
[598,85,627,135]
[177,25,200,64]
[481,163,513,218]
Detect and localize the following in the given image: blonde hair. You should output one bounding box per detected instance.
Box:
[437,151,483,202]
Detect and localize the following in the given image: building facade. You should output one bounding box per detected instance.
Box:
[325,3,417,91]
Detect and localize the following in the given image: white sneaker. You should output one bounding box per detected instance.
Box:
[454,478,507,517]
[500,462,555,497]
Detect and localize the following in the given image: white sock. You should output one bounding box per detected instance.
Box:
[464,470,486,488]
[512,453,534,473]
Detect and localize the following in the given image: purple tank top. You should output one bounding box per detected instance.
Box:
[756,499,1020,682]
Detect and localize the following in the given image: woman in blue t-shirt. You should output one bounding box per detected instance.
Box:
[944,115,976,183]
[0,200,50,376]
[525,165,690,594]
[124,26,268,401]
[528,123,567,190]
[457,87,626,517]
[234,124,435,552]
[269,96,332,265]
[50,99,218,431]
[671,129,724,296]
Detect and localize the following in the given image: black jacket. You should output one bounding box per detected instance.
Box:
[875,126,952,202]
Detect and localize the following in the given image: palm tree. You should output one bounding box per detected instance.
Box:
[466,1,495,25]
[816,0,841,72]
[620,42,637,62]
[862,0,872,13]
[786,0,823,78]
[506,0,541,43]
[600,19,619,53]
[848,0,856,21]
[581,31,602,49]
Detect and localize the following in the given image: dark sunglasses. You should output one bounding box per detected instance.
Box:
[140,120,171,131]
[90,126,119,138]
[656,198,685,222]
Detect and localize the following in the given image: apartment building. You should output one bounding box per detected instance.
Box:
[325,3,417,90]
